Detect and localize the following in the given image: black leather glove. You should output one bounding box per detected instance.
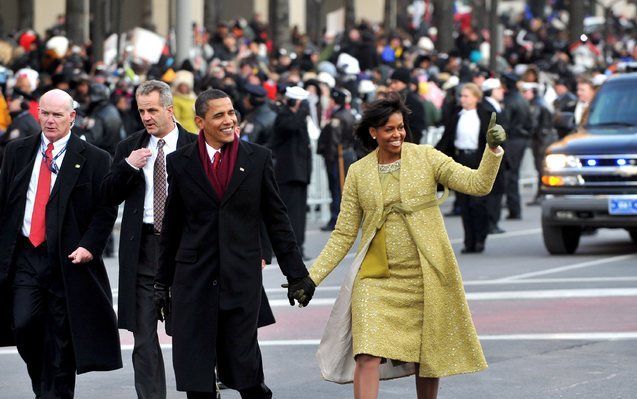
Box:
[153,282,170,322]
[282,276,316,307]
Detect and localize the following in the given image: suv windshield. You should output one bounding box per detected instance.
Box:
[586,81,637,131]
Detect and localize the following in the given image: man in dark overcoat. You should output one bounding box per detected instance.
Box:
[0,89,121,398]
[269,86,313,259]
[154,89,314,399]
[101,80,196,399]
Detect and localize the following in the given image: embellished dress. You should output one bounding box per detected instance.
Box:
[351,159,423,362]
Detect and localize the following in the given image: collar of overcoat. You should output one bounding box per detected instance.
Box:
[180,138,253,206]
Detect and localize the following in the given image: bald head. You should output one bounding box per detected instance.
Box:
[39,89,76,143]
[39,89,75,112]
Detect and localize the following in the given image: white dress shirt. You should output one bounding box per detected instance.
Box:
[574,101,588,125]
[454,108,480,150]
[22,132,72,237]
[141,126,179,224]
[485,96,502,113]
[205,142,222,164]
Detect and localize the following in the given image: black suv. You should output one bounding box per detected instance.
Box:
[541,73,637,254]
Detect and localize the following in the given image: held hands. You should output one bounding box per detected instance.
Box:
[153,282,171,322]
[281,276,316,308]
[486,112,507,149]
[68,247,93,264]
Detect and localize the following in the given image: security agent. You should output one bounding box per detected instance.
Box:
[240,83,277,146]
[317,87,357,231]
[270,86,313,259]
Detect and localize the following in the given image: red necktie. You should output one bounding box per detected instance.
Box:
[212,151,221,173]
[29,143,54,247]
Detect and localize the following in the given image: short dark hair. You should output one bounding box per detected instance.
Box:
[195,89,230,118]
[354,91,412,151]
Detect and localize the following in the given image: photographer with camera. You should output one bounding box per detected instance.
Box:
[270,86,313,260]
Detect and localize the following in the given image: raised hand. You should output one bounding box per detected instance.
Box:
[486,112,507,149]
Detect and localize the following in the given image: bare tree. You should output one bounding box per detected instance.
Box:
[141,0,155,31]
[18,0,35,30]
[204,0,221,34]
[306,0,324,45]
[568,0,584,43]
[473,0,488,30]
[345,0,356,30]
[270,0,290,50]
[91,0,107,63]
[66,0,87,45]
[489,0,500,71]
[433,0,454,53]
[384,0,397,31]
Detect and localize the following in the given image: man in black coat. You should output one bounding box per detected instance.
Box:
[240,83,277,146]
[0,91,41,165]
[501,73,532,220]
[154,89,314,399]
[389,67,426,144]
[101,80,196,399]
[0,89,121,398]
[316,87,357,231]
[481,78,507,234]
[270,86,313,259]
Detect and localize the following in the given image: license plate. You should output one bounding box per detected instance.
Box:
[608,197,637,215]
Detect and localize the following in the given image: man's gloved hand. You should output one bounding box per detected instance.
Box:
[281,276,316,307]
[486,112,507,149]
[153,282,170,322]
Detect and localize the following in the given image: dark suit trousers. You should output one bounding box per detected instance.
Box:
[277,182,308,251]
[324,149,356,227]
[503,138,529,217]
[12,237,75,399]
[133,230,166,399]
[455,151,489,249]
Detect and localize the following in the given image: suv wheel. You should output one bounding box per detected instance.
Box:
[542,224,581,254]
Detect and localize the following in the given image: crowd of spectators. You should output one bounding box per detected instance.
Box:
[1,2,637,186]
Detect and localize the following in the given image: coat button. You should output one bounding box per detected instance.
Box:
[132,209,138,215]
[130,236,135,241]
[212,280,218,286]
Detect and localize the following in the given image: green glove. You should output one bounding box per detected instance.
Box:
[486,112,507,149]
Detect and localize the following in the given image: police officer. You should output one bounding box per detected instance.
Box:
[317,87,357,231]
[240,83,277,146]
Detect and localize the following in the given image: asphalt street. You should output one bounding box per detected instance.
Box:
[1,186,636,399]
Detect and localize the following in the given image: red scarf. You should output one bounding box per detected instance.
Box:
[197,130,239,200]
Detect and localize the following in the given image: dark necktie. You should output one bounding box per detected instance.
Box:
[153,139,166,233]
[29,143,54,247]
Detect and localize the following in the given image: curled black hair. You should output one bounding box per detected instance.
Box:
[354,91,412,151]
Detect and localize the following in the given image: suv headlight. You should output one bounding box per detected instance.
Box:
[544,154,581,170]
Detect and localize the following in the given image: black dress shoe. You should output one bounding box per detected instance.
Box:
[506,214,522,220]
[461,246,476,254]
[320,223,335,231]
[474,242,485,253]
[488,226,506,234]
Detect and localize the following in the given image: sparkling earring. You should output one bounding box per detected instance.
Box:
[372,136,376,139]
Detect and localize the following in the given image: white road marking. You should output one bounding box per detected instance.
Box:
[267,287,637,307]
[3,333,637,356]
[495,254,637,281]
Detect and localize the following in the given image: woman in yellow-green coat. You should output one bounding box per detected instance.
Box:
[305,92,506,399]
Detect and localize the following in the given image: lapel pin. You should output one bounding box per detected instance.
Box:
[75,164,81,168]
[239,167,245,172]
